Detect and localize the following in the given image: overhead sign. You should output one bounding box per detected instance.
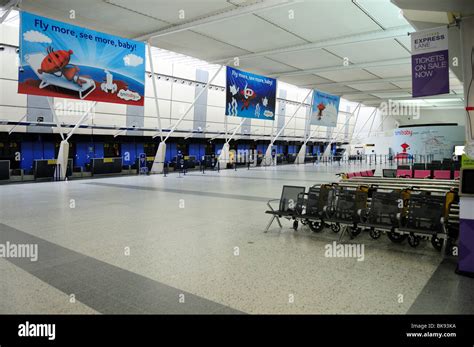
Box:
[18,11,145,105]
[310,90,340,127]
[411,26,449,98]
[225,66,276,120]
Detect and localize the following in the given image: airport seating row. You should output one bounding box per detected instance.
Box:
[265,182,458,255]
[382,168,460,179]
[339,169,376,179]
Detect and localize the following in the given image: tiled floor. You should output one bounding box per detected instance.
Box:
[0,162,472,314]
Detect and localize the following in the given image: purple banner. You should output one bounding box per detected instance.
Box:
[411,27,449,98]
[411,50,449,97]
[458,219,474,275]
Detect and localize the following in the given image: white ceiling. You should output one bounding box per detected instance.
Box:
[13,0,465,108]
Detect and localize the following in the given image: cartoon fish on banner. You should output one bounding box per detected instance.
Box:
[239,82,257,111]
[37,47,85,86]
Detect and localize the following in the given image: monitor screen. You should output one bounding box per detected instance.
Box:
[461,169,474,195]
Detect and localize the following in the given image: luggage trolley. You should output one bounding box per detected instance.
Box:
[358,188,410,241]
[398,190,456,253]
[294,184,337,233]
[324,185,369,241]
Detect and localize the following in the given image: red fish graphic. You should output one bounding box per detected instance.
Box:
[239,84,257,111]
[37,47,85,86]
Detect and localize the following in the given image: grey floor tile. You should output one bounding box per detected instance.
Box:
[1,163,465,314]
[0,222,239,314]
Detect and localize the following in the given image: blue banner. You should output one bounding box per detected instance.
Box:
[18,11,145,105]
[310,90,340,127]
[225,66,276,120]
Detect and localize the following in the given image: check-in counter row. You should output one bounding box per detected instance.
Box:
[0,158,130,182]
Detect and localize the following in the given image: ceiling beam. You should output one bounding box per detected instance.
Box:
[359,93,464,104]
[300,76,412,88]
[337,88,412,96]
[134,0,295,41]
[211,25,412,64]
[271,58,410,78]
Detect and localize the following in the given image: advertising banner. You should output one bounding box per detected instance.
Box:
[310,90,340,127]
[411,26,449,98]
[18,11,145,105]
[225,66,276,120]
[392,125,465,160]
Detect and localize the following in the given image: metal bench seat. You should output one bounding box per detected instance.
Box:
[264,186,306,232]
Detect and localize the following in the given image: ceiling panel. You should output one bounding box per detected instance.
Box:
[270,48,342,70]
[193,15,305,52]
[325,39,410,63]
[371,91,412,98]
[279,74,333,87]
[347,82,400,91]
[364,64,411,78]
[315,69,379,82]
[22,0,168,37]
[257,0,380,42]
[238,57,295,75]
[392,80,412,89]
[150,31,248,61]
[105,0,236,25]
[396,35,411,51]
[317,85,359,94]
[344,93,381,101]
[356,0,410,28]
[449,78,464,88]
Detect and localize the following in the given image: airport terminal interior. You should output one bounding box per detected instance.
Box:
[0,0,474,316]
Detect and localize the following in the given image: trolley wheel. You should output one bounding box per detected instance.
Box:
[408,233,421,248]
[431,235,444,252]
[445,237,456,256]
[387,231,407,243]
[331,223,341,233]
[293,220,299,231]
[350,226,362,237]
[307,220,324,233]
[369,228,381,239]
